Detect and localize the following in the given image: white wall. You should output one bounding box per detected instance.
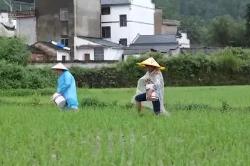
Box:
[16,17,36,45]
[131,0,155,8]
[101,0,155,45]
[75,49,94,61]
[0,13,9,23]
[0,12,16,37]
[57,51,70,61]
[75,37,123,61]
[75,37,99,46]
[76,48,123,61]
[104,48,124,60]
[0,23,15,37]
[177,33,190,48]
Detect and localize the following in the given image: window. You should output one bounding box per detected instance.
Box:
[60,8,69,21]
[102,26,111,38]
[101,7,110,15]
[84,53,90,61]
[61,38,69,47]
[120,15,127,27]
[119,38,127,46]
[62,55,66,62]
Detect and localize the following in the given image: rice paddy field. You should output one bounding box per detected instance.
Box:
[0,86,249,165]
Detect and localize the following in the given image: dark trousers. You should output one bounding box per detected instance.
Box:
[135,93,160,115]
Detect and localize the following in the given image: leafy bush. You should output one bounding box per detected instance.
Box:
[1,48,250,89]
[0,62,56,89]
[0,37,30,66]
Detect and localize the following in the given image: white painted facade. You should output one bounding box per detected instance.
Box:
[0,12,15,37]
[57,50,70,61]
[0,22,15,37]
[101,0,155,45]
[177,33,190,48]
[74,37,124,61]
[75,49,94,61]
[0,13,9,24]
[16,17,37,45]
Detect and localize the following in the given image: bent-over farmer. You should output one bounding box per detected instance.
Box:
[52,63,79,110]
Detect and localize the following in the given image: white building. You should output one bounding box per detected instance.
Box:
[0,12,15,37]
[101,0,155,46]
[15,10,36,45]
[177,33,190,48]
[75,37,124,61]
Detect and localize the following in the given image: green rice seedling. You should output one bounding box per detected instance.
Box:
[0,86,249,165]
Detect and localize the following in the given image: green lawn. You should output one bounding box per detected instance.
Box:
[0,86,249,165]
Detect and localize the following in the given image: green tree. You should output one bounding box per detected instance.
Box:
[0,37,30,66]
[179,16,206,45]
[207,16,233,47]
[245,4,250,46]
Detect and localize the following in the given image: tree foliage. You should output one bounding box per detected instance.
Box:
[153,0,249,20]
[152,0,250,46]
[0,37,30,66]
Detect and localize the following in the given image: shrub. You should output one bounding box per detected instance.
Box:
[1,48,250,89]
[0,37,30,66]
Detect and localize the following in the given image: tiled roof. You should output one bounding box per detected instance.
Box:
[124,34,179,55]
[101,0,130,5]
[78,36,123,48]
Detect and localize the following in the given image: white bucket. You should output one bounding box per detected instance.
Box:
[146,84,158,101]
[52,93,66,108]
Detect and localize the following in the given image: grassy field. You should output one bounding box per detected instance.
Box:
[0,86,249,165]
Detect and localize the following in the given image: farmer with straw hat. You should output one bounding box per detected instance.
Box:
[133,57,168,115]
[51,63,78,110]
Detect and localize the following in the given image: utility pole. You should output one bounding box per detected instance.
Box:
[73,0,77,62]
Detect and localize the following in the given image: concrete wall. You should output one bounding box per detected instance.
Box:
[161,24,178,35]
[75,0,101,38]
[16,17,36,45]
[36,0,101,59]
[154,9,163,35]
[36,0,74,50]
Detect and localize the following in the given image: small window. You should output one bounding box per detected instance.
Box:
[60,8,69,21]
[84,53,90,61]
[119,38,127,46]
[120,15,127,27]
[102,26,111,38]
[101,7,110,15]
[61,38,69,47]
[62,55,66,62]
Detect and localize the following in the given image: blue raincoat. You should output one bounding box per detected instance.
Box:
[57,70,78,109]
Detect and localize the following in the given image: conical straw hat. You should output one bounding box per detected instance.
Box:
[137,57,165,70]
[51,63,68,70]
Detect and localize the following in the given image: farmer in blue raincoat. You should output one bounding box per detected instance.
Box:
[52,63,79,110]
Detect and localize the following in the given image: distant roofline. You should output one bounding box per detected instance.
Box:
[101,0,131,6]
[162,19,180,26]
